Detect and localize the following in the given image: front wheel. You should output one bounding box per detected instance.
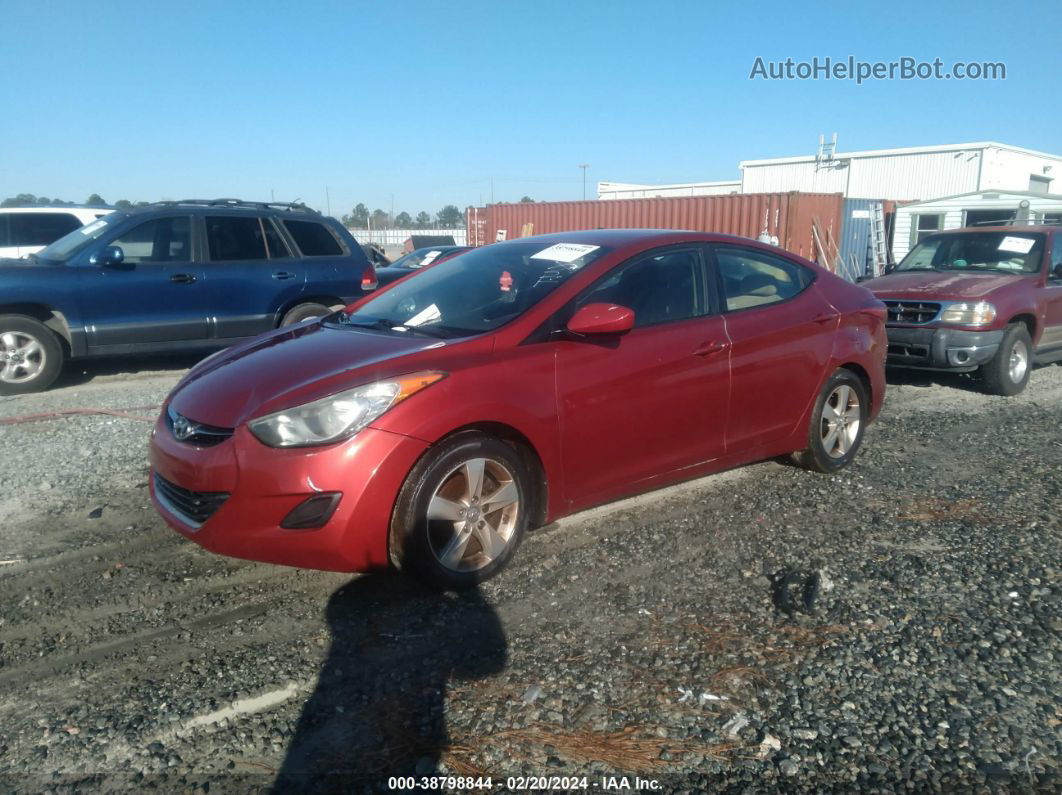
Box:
[0,315,64,395]
[791,369,869,474]
[981,323,1032,396]
[390,433,531,588]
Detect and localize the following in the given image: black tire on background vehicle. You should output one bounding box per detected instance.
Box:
[980,323,1032,396]
[0,315,63,395]
[280,303,332,327]
[390,432,532,589]
[791,368,869,474]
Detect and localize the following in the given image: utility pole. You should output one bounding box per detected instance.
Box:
[325,186,331,216]
[490,176,494,205]
[578,164,590,200]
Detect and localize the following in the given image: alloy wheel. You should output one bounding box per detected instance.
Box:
[1008,340,1029,384]
[425,457,520,572]
[820,384,861,459]
[0,331,46,384]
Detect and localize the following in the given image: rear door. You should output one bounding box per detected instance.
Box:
[709,244,838,452]
[79,214,211,347]
[554,245,731,510]
[203,215,305,339]
[11,212,82,257]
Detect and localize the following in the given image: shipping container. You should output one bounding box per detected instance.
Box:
[466,192,845,264]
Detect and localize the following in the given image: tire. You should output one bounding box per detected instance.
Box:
[0,315,63,395]
[280,302,332,327]
[791,369,869,474]
[980,323,1032,396]
[390,432,532,589]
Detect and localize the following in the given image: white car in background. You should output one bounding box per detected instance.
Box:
[0,206,113,259]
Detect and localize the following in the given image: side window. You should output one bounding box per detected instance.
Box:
[263,218,291,258]
[714,246,812,311]
[110,217,191,264]
[206,216,268,261]
[578,249,702,328]
[1052,236,1062,279]
[11,213,82,246]
[283,219,344,256]
[0,215,9,247]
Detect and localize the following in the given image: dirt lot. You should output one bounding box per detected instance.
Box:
[0,357,1059,792]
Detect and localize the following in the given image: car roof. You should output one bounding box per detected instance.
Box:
[937,225,1056,235]
[121,199,325,219]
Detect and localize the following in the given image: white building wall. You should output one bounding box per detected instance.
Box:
[740,160,849,194]
[597,180,740,199]
[979,147,1062,192]
[892,191,1062,260]
[846,151,981,200]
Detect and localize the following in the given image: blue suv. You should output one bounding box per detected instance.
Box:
[0,199,377,394]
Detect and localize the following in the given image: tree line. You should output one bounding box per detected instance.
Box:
[341,203,466,230]
[0,193,152,209]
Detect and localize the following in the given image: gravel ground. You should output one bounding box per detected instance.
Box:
[0,356,1059,792]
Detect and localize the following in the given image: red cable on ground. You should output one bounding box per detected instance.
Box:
[0,406,158,426]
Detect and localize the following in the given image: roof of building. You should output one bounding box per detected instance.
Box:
[898,189,1062,208]
[740,142,1062,167]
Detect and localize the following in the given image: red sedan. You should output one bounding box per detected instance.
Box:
[150,231,886,587]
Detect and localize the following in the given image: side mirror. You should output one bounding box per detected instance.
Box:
[883,262,897,274]
[567,303,635,335]
[90,245,125,267]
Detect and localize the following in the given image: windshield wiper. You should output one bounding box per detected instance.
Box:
[391,324,452,339]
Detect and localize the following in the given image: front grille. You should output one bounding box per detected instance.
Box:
[166,405,234,447]
[154,473,229,527]
[884,300,941,325]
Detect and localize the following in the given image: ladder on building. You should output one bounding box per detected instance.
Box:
[869,201,890,276]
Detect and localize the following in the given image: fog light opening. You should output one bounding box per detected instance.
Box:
[281,492,342,530]
[954,350,970,364]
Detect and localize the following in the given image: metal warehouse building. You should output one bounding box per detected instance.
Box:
[599,141,1062,203]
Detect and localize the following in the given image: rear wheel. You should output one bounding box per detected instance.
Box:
[280,302,332,327]
[981,323,1032,396]
[0,315,63,395]
[791,369,868,474]
[390,433,530,588]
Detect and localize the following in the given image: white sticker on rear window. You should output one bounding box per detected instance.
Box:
[79,220,108,236]
[998,236,1035,254]
[530,243,600,263]
[418,250,442,267]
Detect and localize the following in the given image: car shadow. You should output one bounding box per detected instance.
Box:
[274,575,507,792]
[885,367,986,394]
[54,352,212,388]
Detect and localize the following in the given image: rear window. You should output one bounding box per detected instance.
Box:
[0,214,9,247]
[11,213,82,246]
[283,220,344,256]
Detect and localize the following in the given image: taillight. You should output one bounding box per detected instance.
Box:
[361,265,378,291]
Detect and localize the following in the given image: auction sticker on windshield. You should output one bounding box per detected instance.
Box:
[79,220,108,236]
[998,236,1036,254]
[530,243,600,263]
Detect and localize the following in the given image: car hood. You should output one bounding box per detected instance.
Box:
[169,321,447,427]
[866,270,1030,300]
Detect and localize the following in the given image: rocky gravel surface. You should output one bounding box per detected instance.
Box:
[0,358,1059,792]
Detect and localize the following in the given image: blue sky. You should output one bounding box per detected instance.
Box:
[2,0,1059,217]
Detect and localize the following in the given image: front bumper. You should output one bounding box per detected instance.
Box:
[149,414,429,572]
[885,326,1004,372]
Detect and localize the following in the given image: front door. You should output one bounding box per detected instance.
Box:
[554,246,731,510]
[79,215,210,347]
[1041,237,1062,352]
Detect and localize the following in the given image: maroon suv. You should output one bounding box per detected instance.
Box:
[865,226,1062,395]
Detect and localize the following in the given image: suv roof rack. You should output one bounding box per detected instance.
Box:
[149,198,319,214]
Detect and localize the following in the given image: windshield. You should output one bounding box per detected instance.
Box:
[35,213,128,262]
[898,231,1044,275]
[332,238,611,338]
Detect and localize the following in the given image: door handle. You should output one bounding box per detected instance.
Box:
[694,340,731,357]
[812,312,839,324]
[272,271,296,280]
[170,273,197,284]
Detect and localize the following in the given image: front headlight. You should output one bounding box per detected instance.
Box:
[939,301,996,326]
[249,371,445,447]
